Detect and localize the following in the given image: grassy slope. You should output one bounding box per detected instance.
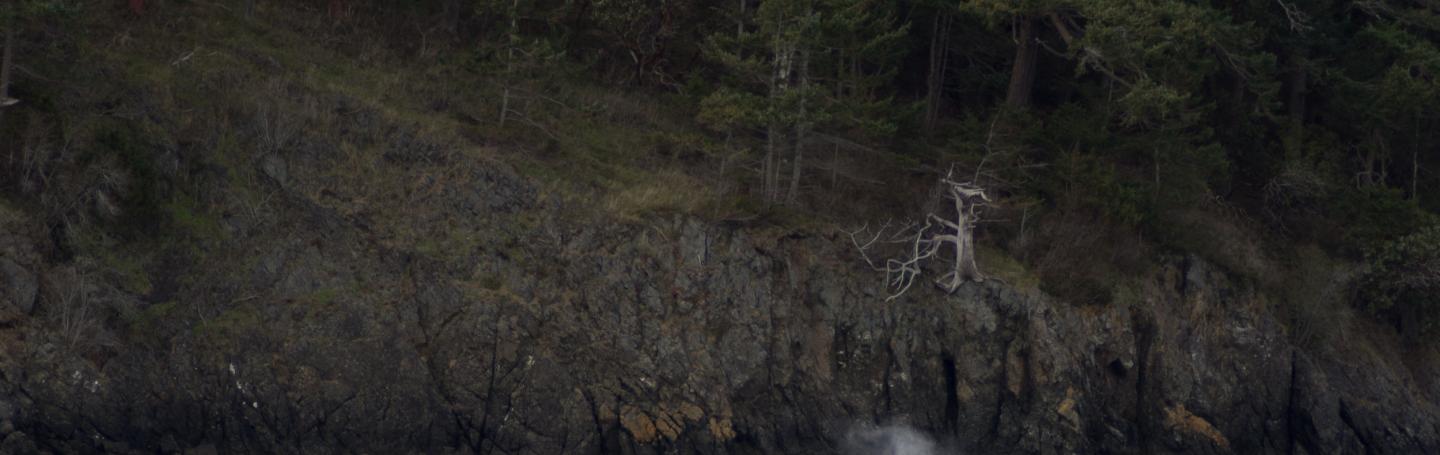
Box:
[22,1,735,254]
[117,2,728,207]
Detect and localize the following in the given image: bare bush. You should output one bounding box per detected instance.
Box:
[1263,161,1329,233]
[1284,245,1356,351]
[254,80,302,155]
[1022,210,1148,306]
[16,115,59,195]
[46,269,99,353]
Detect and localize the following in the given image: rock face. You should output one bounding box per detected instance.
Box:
[0,203,42,322]
[1,155,1438,454]
[0,258,36,316]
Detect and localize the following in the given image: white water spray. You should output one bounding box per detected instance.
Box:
[843,424,945,455]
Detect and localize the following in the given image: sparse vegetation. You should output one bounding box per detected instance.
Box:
[1361,225,1440,340]
[0,1,1438,453]
[0,0,1432,330]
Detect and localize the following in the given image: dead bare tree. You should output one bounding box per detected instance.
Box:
[848,173,991,301]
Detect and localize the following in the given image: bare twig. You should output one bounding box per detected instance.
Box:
[844,219,892,271]
[171,45,201,66]
[850,172,992,301]
[1275,0,1313,33]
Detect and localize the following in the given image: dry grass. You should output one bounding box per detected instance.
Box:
[601,169,722,222]
[1018,209,1151,306]
[1158,199,1361,352]
[44,268,100,354]
[1163,205,1271,284]
[1280,244,1359,352]
[977,243,1041,296]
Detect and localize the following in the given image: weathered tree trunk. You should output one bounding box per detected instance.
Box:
[329,0,344,21]
[787,48,809,205]
[498,0,519,129]
[0,27,15,129]
[765,50,780,203]
[499,87,511,128]
[1287,61,1307,128]
[940,183,986,290]
[1414,111,1422,202]
[765,29,794,204]
[1286,53,1308,155]
[1005,16,1039,109]
[765,121,779,202]
[924,12,953,133]
[1365,129,1387,188]
[736,0,746,58]
[0,28,13,102]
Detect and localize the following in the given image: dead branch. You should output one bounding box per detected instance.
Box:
[850,173,992,301]
[1275,0,1313,33]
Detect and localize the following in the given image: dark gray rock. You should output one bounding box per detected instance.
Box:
[93,189,125,221]
[1,144,1437,455]
[0,430,36,454]
[0,258,36,315]
[260,153,288,186]
[184,443,218,455]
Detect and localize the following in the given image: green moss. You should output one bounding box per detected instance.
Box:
[479,274,503,291]
[192,306,261,339]
[125,300,180,344]
[165,198,225,241]
[303,287,341,306]
[141,300,179,321]
[1110,279,1145,308]
[88,122,169,236]
[71,229,154,296]
[0,197,23,224]
[108,255,154,295]
[977,244,1041,296]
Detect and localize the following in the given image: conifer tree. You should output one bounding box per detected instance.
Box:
[699,0,906,204]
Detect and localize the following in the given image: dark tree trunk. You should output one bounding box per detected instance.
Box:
[329,0,345,21]
[0,28,12,104]
[1005,16,1039,109]
[1286,53,1308,154]
[0,27,13,132]
[787,48,809,205]
[924,12,953,133]
[1287,61,1307,124]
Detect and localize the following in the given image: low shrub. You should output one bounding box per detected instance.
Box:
[1359,224,1440,340]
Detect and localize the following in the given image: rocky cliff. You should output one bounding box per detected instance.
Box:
[1,143,1438,454]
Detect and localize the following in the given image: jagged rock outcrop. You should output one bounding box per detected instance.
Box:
[0,204,42,323]
[0,200,1435,453]
[0,130,1437,454]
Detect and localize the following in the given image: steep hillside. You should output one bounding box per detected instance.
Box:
[0,2,1438,454]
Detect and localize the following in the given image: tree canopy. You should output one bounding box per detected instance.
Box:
[9,0,1440,326]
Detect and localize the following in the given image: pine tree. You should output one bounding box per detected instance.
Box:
[699,0,906,205]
